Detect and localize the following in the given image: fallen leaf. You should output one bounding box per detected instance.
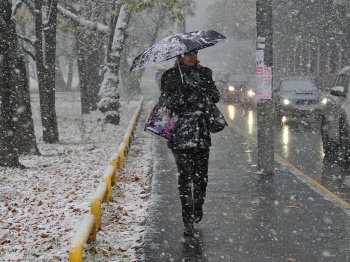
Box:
[1,239,11,244]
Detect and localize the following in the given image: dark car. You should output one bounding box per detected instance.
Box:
[213,70,230,95]
[222,73,248,103]
[272,76,327,122]
[321,66,350,163]
[242,76,257,108]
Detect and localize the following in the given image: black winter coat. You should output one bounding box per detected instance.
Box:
[160,64,220,150]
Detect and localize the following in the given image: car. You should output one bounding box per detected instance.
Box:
[272,76,327,122]
[222,73,249,103]
[242,76,258,108]
[321,66,350,163]
[213,71,230,95]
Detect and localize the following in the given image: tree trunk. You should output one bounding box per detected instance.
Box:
[329,42,338,74]
[338,43,343,71]
[34,0,59,143]
[76,30,105,114]
[341,38,350,69]
[76,32,88,113]
[85,32,105,112]
[55,58,69,91]
[0,54,21,167]
[0,0,32,168]
[2,0,39,156]
[316,42,320,76]
[106,5,119,63]
[120,6,167,97]
[307,47,311,76]
[67,56,74,89]
[12,53,40,155]
[97,5,132,124]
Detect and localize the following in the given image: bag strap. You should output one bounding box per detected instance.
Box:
[177,60,184,84]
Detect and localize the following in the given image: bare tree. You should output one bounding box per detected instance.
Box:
[56,0,190,122]
[0,0,38,168]
[58,3,110,114]
[34,0,59,143]
[120,4,169,97]
[98,0,192,123]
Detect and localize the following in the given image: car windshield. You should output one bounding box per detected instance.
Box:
[280,80,318,92]
[334,75,349,87]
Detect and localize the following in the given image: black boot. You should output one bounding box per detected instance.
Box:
[184,222,194,236]
[194,203,203,223]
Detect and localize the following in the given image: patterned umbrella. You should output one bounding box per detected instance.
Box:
[129,30,226,72]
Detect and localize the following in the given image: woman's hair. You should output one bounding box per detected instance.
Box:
[173,55,201,68]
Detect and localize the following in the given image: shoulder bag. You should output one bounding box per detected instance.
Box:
[205,101,228,133]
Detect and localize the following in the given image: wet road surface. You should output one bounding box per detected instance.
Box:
[142,102,350,262]
[222,103,350,205]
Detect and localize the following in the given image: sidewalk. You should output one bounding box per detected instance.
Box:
[141,114,350,262]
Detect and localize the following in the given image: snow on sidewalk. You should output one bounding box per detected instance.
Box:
[0,95,155,261]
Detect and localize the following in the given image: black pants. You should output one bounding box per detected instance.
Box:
[172,148,210,224]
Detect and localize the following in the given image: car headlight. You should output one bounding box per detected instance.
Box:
[283,99,290,105]
[321,98,327,105]
[228,85,235,92]
[247,90,255,97]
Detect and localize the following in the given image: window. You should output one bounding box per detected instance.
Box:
[334,75,349,89]
[280,80,318,92]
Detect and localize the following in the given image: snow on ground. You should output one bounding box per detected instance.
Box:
[0,92,155,261]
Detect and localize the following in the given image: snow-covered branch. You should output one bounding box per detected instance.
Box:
[97,5,132,125]
[17,0,35,16]
[17,34,36,46]
[57,5,110,34]
[12,0,23,16]
[22,46,36,61]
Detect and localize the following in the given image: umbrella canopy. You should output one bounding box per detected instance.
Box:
[129,30,226,72]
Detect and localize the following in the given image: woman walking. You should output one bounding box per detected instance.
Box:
[160,50,220,236]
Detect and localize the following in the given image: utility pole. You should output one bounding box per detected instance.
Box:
[256,0,274,179]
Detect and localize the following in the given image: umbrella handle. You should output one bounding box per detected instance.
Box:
[177,60,184,84]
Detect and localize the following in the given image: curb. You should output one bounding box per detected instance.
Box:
[68,97,144,262]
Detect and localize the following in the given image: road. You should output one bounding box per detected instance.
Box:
[221,103,350,206]
[142,102,350,262]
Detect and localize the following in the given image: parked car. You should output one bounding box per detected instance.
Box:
[272,76,327,122]
[321,66,350,163]
[242,76,258,108]
[222,73,249,103]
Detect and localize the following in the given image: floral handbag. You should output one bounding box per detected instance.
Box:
[144,99,179,140]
